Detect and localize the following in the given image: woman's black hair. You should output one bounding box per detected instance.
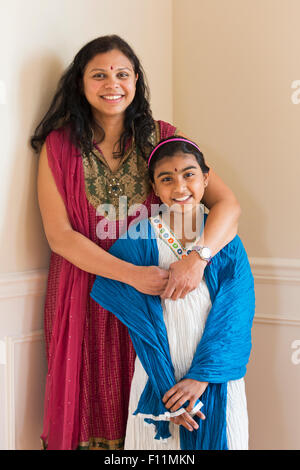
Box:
[30,35,155,158]
[148,137,210,182]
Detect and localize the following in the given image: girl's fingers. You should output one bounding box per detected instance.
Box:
[184,413,199,430]
[196,410,206,420]
[161,274,176,299]
[162,386,177,403]
[164,391,184,410]
[178,287,190,299]
[170,412,199,432]
[170,395,188,412]
[170,415,192,431]
[163,385,183,404]
[162,384,177,403]
[185,397,197,412]
[180,412,199,431]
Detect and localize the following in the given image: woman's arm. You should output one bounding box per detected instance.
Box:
[162,133,241,300]
[201,168,241,255]
[38,143,169,295]
[162,169,241,300]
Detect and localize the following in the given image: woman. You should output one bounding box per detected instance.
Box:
[31,35,241,450]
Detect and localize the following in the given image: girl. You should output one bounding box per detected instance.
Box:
[32,35,241,450]
[91,137,255,450]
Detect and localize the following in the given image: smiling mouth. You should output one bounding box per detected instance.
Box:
[172,195,192,203]
[101,94,124,101]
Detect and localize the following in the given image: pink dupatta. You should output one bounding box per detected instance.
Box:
[41,129,92,449]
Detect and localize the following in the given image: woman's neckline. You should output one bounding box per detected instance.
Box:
[93,139,134,174]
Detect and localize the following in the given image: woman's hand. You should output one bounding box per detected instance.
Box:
[129,265,170,296]
[161,252,207,300]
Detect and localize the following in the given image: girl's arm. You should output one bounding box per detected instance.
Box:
[38,143,169,295]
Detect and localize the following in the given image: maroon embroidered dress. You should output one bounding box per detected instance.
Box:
[41,120,178,450]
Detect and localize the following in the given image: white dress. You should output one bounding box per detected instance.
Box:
[124,216,249,450]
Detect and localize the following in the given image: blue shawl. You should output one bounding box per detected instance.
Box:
[90,218,255,450]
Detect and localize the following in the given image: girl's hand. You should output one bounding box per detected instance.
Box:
[161,252,207,300]
[170,410,205,432]
[129,265,169,295]
[163,379,209,414]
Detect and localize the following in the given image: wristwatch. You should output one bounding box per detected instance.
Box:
[191,246,212,264]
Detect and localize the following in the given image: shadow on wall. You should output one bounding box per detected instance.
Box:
[0,53,65,273]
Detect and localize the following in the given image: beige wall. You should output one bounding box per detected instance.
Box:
[0,0,173,274]
[173,0,300,259]
[173,0,300,450]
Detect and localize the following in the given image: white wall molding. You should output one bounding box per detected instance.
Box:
[249,257,300,327]
[2,330,44,450]
[0,270,48,449]
[0,258,299,296]
[0,269,48,300]
[0,260,299,327]
[249,257,300,285]
[253,314,300,327]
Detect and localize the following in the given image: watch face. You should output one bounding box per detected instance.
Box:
[201,247,211,258]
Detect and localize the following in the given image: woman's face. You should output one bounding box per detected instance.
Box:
[152,152,209,215]
[83,49,138,121]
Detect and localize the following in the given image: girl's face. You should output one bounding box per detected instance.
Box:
[83,49,138,121]
[152,152,209,214]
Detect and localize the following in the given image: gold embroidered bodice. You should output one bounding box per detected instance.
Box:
[82,122,161,220]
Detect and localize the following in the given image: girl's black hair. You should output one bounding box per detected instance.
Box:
[30,35,155,158]
[148,137,210,182]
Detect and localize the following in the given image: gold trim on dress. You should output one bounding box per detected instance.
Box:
[77,436,125,450]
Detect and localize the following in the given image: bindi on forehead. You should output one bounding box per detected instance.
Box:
[110,66,114,70]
